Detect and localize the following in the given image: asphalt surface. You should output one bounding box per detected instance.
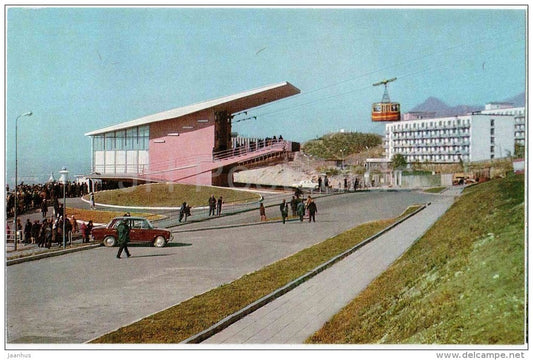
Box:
[6,189,437,345]
[204,189,459,344]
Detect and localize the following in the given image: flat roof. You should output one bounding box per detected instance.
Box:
[85,82,300,136]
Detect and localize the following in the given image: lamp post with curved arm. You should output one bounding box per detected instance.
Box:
[14,111,33,251]
[59,167,69,249]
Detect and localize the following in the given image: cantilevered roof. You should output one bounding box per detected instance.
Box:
[85,82,300,136]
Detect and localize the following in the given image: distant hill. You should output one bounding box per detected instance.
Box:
[410,97,483,117]
[502,92,525,107]
[410,92,525,117]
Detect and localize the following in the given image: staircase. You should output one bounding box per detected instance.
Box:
[141,140,292,184]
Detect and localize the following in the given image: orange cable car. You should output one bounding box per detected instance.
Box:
[371,77,401,122]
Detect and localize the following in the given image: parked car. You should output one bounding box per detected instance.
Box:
[291,179,319,190]
[92,216,173,248]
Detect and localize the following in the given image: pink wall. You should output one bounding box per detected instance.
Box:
[148,110,216,185]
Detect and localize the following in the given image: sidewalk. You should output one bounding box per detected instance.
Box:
[201,189,459,344]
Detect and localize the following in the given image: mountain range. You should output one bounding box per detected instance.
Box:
[410,92,525,117]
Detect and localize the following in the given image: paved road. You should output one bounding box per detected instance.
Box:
[6,190,435,344]
[204,189,458,344]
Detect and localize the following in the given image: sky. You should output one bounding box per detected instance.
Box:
[4,5,527,185]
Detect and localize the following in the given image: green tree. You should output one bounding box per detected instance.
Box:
[514,143,525,159]
[391,153,407,170]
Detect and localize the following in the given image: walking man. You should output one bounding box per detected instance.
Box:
[41,199,48,218]
[208,195,216,216]
[259,202,267,221]
[297,199,305,222]
[280,199,288,224]
[217,196,223,216]
[179,202,190,222]
[290,196,298,216]
[116,219,131,259]
[307,198,318,223]
[90,192,95,209]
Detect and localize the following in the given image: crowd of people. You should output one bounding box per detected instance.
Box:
[6,180,95,248]
[216,135,286,159]
[6,181,91,218]
[278,194,318,224]
[208,195,224,217]
[8,212,94,248]
[177,194,223,223]
[317,175,360,193]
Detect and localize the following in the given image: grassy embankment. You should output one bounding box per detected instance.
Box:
[91,205,421,343]
[72,183,261,224]
[88,183,261,208]
[424,187,446,194]
[308,174,525,344]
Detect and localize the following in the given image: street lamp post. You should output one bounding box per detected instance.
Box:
[59,167,69,249]
[13,111,32,251]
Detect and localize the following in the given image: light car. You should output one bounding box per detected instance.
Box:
[291,179,319,190]
[92,216,173,248]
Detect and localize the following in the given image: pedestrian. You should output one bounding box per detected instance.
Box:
[297,199,305,222]
[89,192,95,209]
[208,195,216,216]
[217,196,223,216]
[65,216,73,245]
[44,219,52,248]
[280,199,288,224]
[71,215,79,234]
[290,196,298,216]
[318,176,322,192]
[24,218,32,244]
[37,219,46,247]
[324,175,329,193]
[116,219,131,259]
[81,222,88,243]
[41,199,48,218]
[31,220,41,244]
[307,198,318,223]
[87,220,94,242]
[259,202,267,221]
[52,197,59,218]
[344,178,348,191]
[179,202,189,222]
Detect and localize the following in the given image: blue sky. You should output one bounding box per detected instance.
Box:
[5,6,526,185]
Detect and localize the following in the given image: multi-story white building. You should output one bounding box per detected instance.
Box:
[479,104,526,147]
[384,103,525,164]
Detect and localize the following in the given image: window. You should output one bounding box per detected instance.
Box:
[93,135,104,151]
[139,126,149,150]
[126,128,137,150]
[490,119,495,127]
[115,130,125,150]
[105,133,115,150]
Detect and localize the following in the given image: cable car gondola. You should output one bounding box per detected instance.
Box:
[371,77,401,122]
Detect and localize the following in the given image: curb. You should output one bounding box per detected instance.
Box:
[6,244,101,266]
[171,217,303,233]
[181,202,429,344]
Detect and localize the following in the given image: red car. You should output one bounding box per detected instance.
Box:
[92,216,173,248]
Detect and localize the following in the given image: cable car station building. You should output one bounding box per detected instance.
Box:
[85,82,300,187]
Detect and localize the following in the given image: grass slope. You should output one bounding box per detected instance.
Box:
[307,174,525,344]
[89,183,261,208]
